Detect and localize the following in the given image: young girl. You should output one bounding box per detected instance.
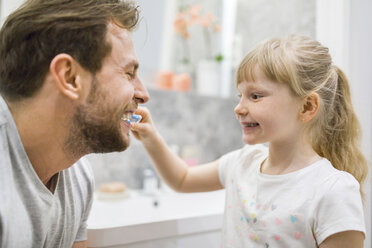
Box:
[131,35,367,247]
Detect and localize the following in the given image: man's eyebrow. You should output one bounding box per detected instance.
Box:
[123,61,139,71]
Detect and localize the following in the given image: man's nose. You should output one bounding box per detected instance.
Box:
[134,77,150,104]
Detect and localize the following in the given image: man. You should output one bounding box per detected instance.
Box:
[0,0,149,247]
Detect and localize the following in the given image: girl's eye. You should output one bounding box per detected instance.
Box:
[251,94,261,100]
[237,93,242,99]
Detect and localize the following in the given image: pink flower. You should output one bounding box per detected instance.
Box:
[173,4,223,61]
[174,12,190,39]
[189,5,200,16]
[213,24,221,32]
[206,13,216,22]
[199,13,217,27]
[189,14,200,25]
[199,17,211,27]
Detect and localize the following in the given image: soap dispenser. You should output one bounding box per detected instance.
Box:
[142,168,158,195]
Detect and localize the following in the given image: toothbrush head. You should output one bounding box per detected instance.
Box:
[129,114,142,124]
[122,113,142,125]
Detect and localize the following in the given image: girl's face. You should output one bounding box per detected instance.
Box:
[234,68,304,146]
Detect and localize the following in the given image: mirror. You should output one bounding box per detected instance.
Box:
[133,0,237,98]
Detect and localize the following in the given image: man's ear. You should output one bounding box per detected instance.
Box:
[299,92,319,122]
[49,53,81,100]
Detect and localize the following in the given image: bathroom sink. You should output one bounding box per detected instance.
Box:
[87,190,225,247]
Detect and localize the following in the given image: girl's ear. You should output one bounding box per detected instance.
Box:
[49,53,81,100]
[299,92,319,122]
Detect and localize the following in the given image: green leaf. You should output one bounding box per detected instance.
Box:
[181,58,190,64]
[215,54,224,62]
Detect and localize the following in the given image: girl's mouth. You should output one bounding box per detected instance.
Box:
[243,122,259,127]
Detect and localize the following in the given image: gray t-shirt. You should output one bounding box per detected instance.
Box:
[0,95,94,247]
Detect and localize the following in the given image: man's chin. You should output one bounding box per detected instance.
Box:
[120,132,131,149]
[107,137,130,153]
[88,135,130,154]
[118,139,130,152]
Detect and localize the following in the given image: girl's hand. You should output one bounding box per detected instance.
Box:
[131,106,158,142]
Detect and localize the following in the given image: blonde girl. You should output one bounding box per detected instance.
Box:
[132,35,368,248]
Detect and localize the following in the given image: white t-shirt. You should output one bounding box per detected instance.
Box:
[0,95,94,247]
[218,144,365,248]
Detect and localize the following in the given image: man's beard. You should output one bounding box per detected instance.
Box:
[64,77,129,159]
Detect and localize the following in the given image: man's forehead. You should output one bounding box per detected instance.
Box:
[104,21,138,66]
[107,21,131,40]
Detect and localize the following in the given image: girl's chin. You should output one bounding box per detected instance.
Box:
[242,136,263,146]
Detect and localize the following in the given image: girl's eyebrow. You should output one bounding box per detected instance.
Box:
[244,83,265,91]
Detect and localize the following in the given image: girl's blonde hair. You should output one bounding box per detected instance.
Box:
[237,35,368,194]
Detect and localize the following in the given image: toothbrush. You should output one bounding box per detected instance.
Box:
[128,114,142,124]
[122,113,142,125]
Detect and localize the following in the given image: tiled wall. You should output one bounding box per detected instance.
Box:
[85,89,243,189]
[235,0,316,55]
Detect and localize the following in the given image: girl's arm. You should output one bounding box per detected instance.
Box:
[319,231,364,248]
[131,107,224,193]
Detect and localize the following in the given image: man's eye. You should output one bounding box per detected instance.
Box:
[126,72,134,80]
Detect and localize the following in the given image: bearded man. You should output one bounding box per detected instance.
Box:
[0,0,149,247]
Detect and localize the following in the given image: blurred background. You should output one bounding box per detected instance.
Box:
[1,0,371,247]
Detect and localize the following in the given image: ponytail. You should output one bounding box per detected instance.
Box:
[311,65,368,196]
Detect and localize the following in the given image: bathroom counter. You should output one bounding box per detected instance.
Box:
[87,190,225,248]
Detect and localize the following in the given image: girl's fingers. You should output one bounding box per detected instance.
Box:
[131,120,153,135]
[135,106,149,119]
[130,122,141,131]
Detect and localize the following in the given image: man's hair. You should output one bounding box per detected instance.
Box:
[0,0,139,100]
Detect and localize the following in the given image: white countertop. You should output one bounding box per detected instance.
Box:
[87,190,225,247]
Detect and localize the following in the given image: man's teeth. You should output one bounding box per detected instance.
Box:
[122,113,132,121]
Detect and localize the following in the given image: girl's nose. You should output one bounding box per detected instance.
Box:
[234,100,248,117]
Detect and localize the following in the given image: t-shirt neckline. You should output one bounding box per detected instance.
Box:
[0,95,60,200]
[257,156,327,179]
